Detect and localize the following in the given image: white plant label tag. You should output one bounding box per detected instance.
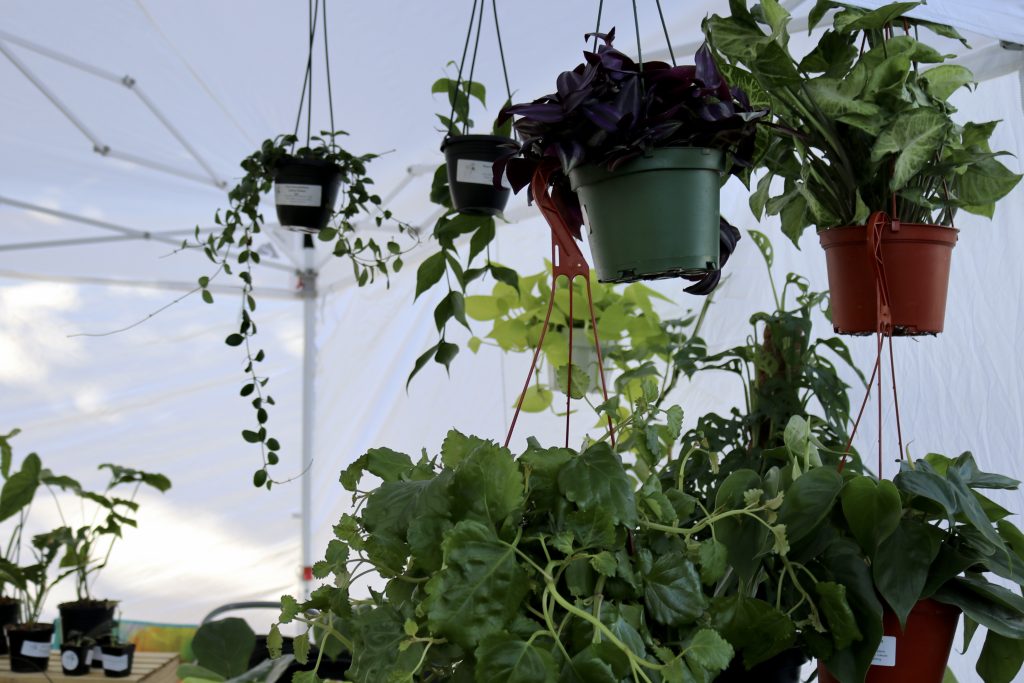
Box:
[275,183,322,207]
[104,653,130,672]
[19,639,50,658]
[456,159,508,188]
[871,635,897,667]
[62,650,81,670]
[91,645,102,664]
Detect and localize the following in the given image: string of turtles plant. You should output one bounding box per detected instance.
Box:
[190,133,415,489]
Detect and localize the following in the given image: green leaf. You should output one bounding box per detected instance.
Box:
[922,64,975,100]
[519,385,553,413]
[718,597,796,668]
[840,477,902,552]
[0,453,41,523]
[934,577,1024,639]
[558,442,637,527]
[435,340,459,373]
[698,540,728,585]
[640,550,707,626]
[451,442,523,525]
[279,594,301,623]
[424,520,530,649]
[554,363,590,399]
[466,295,502,321]
[777,467,843,545]
[956,156,1022,207]
[347,603,425,683]
[176,664,226,681]
[340,447,413,491]
[976,631,1024,683]
[567,507,617,550]
[415,252,446,300]
[469,221,496,264]
[834,2,920,31]
[407,342,439,388]
[435,290,470,331]
[871,109,950,190]
[474,634,558,683]
[293,632,310,665]
[191,618,256,678]
[684,629,734,674]
[747,229,773,268]
[873,517,942,626]
[816,581,862,650]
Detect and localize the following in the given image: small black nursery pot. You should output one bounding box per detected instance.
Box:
[101,642,136,678]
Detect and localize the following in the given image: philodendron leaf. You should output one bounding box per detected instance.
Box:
[640,550,707,626]
[191,618,256,679]
[424,520,529,649]
[922,64,975,100]
[976,631,1024,683]
[956,156,1023,208]
[873,518,942,627]
[894,463,958,518]
[0,452,41,523]
[871,109,951,190]
[558,442,637,527]
[475,634,558,683]
[777,467,843,545]
[934,577,1024,640]
[840,477,902,552]
[816,582,862,650]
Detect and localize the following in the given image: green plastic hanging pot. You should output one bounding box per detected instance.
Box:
[568,147,724,283]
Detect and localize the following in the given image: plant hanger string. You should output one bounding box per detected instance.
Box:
[591,0,678,67]
[837,211,906,479]
[446,0,514,138]
[290,0,338,152]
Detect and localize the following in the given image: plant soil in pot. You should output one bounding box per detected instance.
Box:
[818,599,960,683]
[101,642,135,678]
[819,220,957,335]
[569,147,724,283]
[61,642,93,676]
[717,648,807,682]
[8,622,54,673]
[59,598,117,665]
[0,597,19,655]
[441,135,515,215]
[272,155,343,234]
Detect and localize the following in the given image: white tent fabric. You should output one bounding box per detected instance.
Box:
[1,1,1023,678]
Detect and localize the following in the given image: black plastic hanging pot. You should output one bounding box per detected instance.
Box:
[0,597,20,655]
[441,134,516,215]
[568,146,724,283]
[273,155,343,234]
[8,623,54,672]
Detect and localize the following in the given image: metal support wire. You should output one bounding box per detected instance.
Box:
[0,31,227,189]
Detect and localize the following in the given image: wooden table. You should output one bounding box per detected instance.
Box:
[0,651,179,683]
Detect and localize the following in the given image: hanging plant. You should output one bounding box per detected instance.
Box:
[408,0,523,386]
[191,2,416,486]
[496,22,762,285]
[704,0,1022,335]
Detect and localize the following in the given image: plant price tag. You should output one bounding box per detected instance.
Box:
[871,636,897,667]
[19,639,50,658]
[104,653,130,672]
[275,183,322,207]
[91,645,102,664]
[457,159,509,188]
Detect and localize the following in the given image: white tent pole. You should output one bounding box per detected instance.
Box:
[300,235,317,598]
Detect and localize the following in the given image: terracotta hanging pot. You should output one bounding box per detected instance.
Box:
[818,599,960,683]
[819,217,957,335]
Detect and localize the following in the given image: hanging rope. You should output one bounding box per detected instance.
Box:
[321,0,336,139]
[654,0,676,66]
[291,0,321,151]
[491,0,512,102]
[592,0,605,50]
[464,0,487,135]
[446,0,479,138]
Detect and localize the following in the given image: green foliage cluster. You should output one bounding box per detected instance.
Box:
[704,0,1022,244]
[191,133,415,486]
[462,269,677,413]
[0,430,169,624]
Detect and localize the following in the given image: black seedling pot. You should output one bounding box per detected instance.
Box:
[101,642,135,678]
[61,642,93,676]
[8,622,54,672]
[441,135,516,216]
[0,597,20,655]
[59,599,117,667]
[716,648,807,682]
[273,155,343,233]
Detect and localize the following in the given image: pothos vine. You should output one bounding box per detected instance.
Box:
[192,132,417,488]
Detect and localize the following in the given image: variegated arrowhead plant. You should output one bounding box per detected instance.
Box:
[704,0,1022,245]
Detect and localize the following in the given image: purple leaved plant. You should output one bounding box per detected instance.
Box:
[496,29,764,293]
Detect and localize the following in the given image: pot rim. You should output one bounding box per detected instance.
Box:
[569,146,725,190]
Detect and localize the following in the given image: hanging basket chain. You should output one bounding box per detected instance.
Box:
[491,0,513,103]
